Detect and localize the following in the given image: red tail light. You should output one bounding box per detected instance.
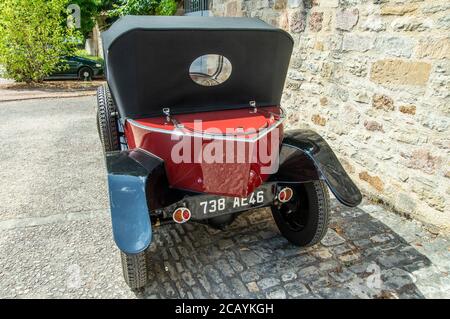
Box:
[173,207,191,224]
[278,187,293,203]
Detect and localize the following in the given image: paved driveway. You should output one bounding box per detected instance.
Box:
[0,96,449,298]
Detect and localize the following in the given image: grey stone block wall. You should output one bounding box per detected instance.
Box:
[211,0,450,231]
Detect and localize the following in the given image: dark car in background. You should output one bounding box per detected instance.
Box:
[47,55,104,81]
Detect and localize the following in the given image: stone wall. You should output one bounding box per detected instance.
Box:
[210,0,450,231]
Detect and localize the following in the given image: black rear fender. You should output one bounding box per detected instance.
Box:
[271,129,362,207]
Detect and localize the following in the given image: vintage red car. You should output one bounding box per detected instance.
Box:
[97,16,362,289]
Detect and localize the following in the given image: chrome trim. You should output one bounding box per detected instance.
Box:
[249,100,257,113]
[163,107,171,123]
[127,108,286,142]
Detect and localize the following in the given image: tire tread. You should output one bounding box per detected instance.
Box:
[97,84,120,152]
[120,251,148,289]
[306,180,330,246]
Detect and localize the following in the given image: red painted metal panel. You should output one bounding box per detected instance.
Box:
[124,106,284,197]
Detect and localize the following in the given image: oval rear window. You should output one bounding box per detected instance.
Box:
[189,54,232,86]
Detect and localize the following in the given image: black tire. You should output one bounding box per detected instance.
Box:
[120,250,149,290]
[96,84,120,152]
[78,67,93,81]
[271,181,330,247]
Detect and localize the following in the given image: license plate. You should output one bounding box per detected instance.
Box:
[188,183,276,219]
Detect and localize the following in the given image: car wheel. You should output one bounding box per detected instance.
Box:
[78,67,93,81]
[120,250,149,290]
[96,84,120,152]
[271,181,330,247]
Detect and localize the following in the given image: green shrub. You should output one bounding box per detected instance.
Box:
[108,0,178,19]
[155,0,178,16]
[0,0,81,83]
[75,49,104,64]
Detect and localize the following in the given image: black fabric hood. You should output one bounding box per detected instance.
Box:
[102,16,294,119]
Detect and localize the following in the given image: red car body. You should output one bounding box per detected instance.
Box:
[124,106,284,197]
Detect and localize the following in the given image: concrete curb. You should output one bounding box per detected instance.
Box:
[0,91,96,103]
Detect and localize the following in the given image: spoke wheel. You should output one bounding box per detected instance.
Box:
[277,194,307,232]
[271,181,330,247]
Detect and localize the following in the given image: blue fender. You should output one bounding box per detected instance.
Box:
[106,149,164,254]
[271,129,362,207]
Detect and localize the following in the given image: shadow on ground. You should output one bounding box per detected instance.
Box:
[134,200,432,299]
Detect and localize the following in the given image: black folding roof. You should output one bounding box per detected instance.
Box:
[102,16,294,118]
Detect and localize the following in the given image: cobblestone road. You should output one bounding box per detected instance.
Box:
[139,201,450,299]
[0,97,449,299]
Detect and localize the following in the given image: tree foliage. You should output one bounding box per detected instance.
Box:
[107,0,178,19]
[155,0,178,16]
[0,0,80,82]
[71,0,103,38]
[68,0,179,38]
